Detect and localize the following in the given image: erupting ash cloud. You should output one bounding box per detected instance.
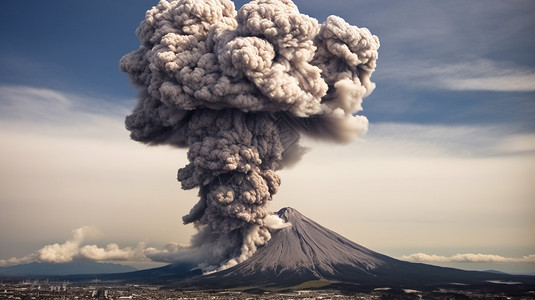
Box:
[121,0,379,271]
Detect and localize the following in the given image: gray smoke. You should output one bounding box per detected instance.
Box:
[121,0,379,271]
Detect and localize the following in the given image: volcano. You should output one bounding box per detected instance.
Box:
[176,207,534,289]
[200,207,396,286]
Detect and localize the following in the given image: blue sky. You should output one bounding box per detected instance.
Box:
[0,1,534,273]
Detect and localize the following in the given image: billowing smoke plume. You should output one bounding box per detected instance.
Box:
[121,0,379,271]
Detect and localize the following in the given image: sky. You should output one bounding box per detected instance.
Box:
[0,0,534,274]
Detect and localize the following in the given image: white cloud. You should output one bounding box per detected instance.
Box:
[0,225,214,269]
[379,59,535,92]
[0,85,132,142]
[0,227,150,267]
[79,243,148,262]
[443,74,535,92]
[0,85,130,122]
[429,60,535,92]
[37,226,99,263]
[401,253,535,263]
[362,122,531,158]
[495,134,535,154]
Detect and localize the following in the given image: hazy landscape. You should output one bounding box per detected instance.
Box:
[2,208,534,298]
[0,0,534,298]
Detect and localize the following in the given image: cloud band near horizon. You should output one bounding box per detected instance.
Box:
[401,253,535,264]
[2,226,535,268]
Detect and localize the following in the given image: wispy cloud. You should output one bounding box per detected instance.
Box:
[0,85,130,121]
[425,60,535,92]
[378,59,535,92]
[0,85,134,145]
[365,122,535,158]
[401,253,535,263]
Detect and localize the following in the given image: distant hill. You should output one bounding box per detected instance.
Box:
[484,270,510,275]
[0,261,137,276]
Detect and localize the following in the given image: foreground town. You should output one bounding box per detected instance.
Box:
[2,279,534,300]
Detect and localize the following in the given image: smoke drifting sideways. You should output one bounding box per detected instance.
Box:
[121,0,379,271]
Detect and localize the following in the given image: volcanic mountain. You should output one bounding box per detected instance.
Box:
[200,207,396,286]
[178,207,534,289]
